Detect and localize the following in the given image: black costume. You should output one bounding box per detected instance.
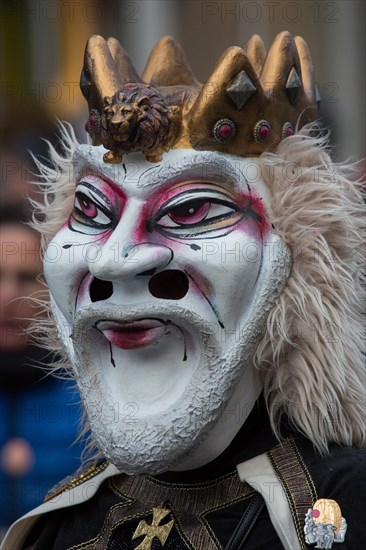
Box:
[19,398,366,549]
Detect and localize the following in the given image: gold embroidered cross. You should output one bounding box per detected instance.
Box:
[132,507,174,549]
[75,472,254,548]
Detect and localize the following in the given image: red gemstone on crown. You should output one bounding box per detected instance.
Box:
[259,126,270,140]
[213,119,236,142]
[219,124,233,139]
[282,122,294,138]
[254,120,272,143]
[86,109,101,134]
[312,509,320,518]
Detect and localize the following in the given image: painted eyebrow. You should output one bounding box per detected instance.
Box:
[73,149,248,192]
[137,154,247,190]
[73,148,127,184]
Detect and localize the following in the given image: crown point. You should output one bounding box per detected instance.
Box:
[142,36,199,87]
[226,70,257,110]
[213,119,236,142]
[244,34,267,75]
[286,66,301,104]
[106,37,142,85]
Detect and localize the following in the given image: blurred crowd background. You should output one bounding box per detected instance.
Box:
[0,0,365,537]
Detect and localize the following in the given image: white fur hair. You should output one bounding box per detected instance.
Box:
[31,122,365,455]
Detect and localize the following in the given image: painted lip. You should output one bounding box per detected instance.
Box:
[96,319,167,350]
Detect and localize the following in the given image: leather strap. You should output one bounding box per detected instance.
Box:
[224,493,265,550]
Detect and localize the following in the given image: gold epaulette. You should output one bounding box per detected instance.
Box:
[44,460,109,502]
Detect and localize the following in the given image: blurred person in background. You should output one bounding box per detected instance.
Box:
[0,151,38,208]
[0,206,83,538]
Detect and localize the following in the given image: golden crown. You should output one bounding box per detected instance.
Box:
[80,32,319,164]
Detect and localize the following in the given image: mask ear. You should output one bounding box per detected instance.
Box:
[104,96,113,106]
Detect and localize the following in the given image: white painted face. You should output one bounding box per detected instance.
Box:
[44,147,290,474]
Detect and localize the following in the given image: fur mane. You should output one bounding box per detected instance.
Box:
[133,88,170,147]
[31,122,365,458]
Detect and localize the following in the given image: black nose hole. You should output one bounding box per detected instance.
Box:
[138,268,157,277]
[149,270,189,300]
[89,277,114,303]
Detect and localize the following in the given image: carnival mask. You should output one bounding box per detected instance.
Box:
[44,146,290,474]
[42,30,324,473]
